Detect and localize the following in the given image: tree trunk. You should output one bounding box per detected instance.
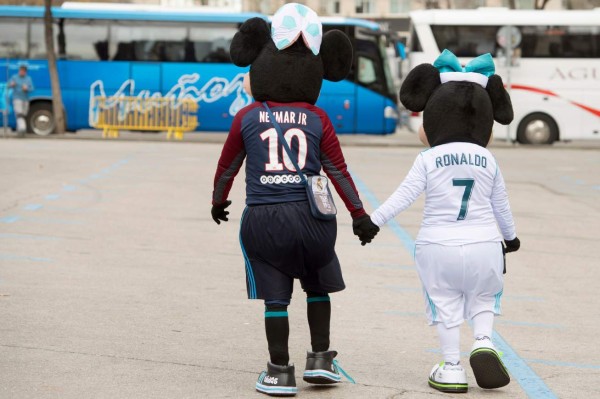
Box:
[44,0,65,134]
[535,0,550,8]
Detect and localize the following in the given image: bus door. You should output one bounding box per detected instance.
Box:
[354,53,386,133]
[317,79,355,133]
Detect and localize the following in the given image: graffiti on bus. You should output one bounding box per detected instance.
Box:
[89,72,251,125]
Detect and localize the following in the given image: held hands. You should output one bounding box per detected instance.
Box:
[503,237,520,253]
[352,215,380,246]
[211,200,232,225]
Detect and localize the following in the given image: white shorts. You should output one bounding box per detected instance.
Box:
[415,242,504,328]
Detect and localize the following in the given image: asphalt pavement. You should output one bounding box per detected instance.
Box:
[1,130,599,398]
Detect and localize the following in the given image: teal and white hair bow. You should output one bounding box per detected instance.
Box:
[433,49,495,88]
[271,3,322,56]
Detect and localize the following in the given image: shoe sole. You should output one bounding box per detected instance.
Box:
[303,369,341,384]
[470,348,511,389]
[255,382,297,397]
[428,378,468,393]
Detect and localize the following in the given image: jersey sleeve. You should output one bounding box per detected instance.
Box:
[371,153,427,227]
[318,112,366,219]
[491,165,517,240]
[211,112,246,206]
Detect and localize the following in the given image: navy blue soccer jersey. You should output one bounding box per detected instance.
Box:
[212,101,365,218]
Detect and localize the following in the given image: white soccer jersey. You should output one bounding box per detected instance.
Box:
[371,142,516,245]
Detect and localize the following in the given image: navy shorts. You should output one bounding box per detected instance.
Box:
[240,201,345,300]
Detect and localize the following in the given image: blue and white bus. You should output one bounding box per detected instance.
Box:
[0,4,398,135]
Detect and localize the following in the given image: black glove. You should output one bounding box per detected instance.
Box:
[503,237,520,253]
[211,200,232,225]
[352,215,380,246]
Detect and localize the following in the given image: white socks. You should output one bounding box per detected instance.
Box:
[472,311,494,340]
[436,323,461,365]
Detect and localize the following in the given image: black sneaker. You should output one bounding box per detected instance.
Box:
[255,362,297,396]
[469,337,510,389]
[303,350,343,384]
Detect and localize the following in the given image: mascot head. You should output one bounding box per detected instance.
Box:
[230,3,353,104]
[400,49,514,147]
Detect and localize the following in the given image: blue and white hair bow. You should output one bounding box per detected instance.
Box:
[433,49,495,88]
[271,3,322,56]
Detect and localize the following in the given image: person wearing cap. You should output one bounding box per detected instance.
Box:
[8,64,34,136]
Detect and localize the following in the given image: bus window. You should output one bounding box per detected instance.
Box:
[0,18,28,58]
[520,26,600,58]
[431,25,499,57]
[110,22,187,62]
[30,21,58,59]
[352,29,392,97]
[61,20,109,61]
[189,23,237,63]
[358,56,377,85]
[409,24,422,52]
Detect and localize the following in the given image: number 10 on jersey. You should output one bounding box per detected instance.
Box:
[260,128,308,172]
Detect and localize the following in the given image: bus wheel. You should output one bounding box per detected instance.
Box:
[28,102,55,136]
[517,113,558,145]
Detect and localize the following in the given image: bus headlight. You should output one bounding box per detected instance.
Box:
[384,106,399,119]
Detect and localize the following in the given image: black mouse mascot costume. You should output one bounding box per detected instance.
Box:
[210,3,378,396]
[369,49,521,393]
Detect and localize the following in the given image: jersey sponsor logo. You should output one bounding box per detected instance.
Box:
[435,153,487,169]
[260,174,302,184]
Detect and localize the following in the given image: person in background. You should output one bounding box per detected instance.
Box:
[9,64,34,137]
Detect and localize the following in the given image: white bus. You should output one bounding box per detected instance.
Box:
[406,8,600,144]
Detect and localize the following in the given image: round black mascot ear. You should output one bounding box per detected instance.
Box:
[230,18,270,67]
[321,30,353,82]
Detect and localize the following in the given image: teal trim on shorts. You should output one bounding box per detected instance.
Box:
[265,311,288,318]
[494,289,503,313]
[426,291,437,322]
[239,207,257,299]
[307,296,330,303]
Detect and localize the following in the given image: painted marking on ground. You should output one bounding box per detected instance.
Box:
[351,174,415,254]
[428,349,596,370]
[493,331,558,398]
[23,204,43,211]
[0,216,21,223]
[524,358,600,370]
[494,319,563,329]
[45,194,60,200]
[354,171,558,399]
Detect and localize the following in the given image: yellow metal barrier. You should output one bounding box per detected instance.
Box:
[91,97,198,140]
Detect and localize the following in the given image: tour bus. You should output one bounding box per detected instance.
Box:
[0,3,398,135]
[406,8,600,144]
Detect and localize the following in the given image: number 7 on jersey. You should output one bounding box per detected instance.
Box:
[453,178,475,221]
